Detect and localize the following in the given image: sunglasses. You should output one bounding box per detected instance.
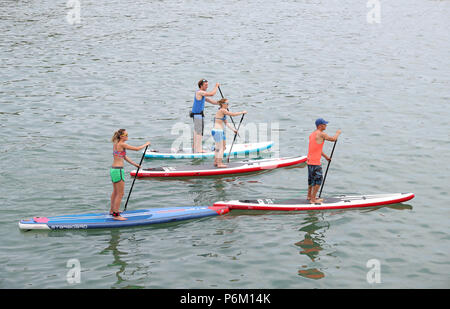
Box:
[121,134,128,137]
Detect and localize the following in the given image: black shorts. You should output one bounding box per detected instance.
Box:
[308,164,323,186]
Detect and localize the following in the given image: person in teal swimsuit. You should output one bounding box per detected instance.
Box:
[110,129,150,220]
[212,99,247,167]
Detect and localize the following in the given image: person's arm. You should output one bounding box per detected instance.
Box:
[205,97,219,105]
[322,152,331,161]
[225,120,237,133]
[122,141,150,167]
[124,156,140,168]
[198,83,219,98]
[122,141,151,151]
[320,130,341,142]
[320,130,341,161]
[223,109,247,117]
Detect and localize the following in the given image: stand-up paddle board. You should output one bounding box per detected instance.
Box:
[144,141,273,159]
[131,156,307,178]
[213,193,415,211]
[18,206,230,230]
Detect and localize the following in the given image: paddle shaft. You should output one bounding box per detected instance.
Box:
[218,86,237,131]
[218,85,224,99]
[124,145,148,211]
[227,114,245,163]
[318,140,337,198]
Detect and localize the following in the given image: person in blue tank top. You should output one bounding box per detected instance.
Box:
[191,79,220,153]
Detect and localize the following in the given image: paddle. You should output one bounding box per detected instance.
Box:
[318,140,337,198]
[227,114,245,163]
[218,85,224,99]
[124,145,148,212]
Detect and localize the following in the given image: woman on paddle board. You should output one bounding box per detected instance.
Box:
[110,129,150,220]
[212,99,247,167]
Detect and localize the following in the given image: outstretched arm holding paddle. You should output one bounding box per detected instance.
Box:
[110,129,150,221]
[226,112,245,163]
[306,118,341,204]
[123,143,148,213]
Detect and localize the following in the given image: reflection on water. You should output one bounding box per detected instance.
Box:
[293,203,413,281]
[100,230,130,288]
[298,268,325,280]
[386,204,413,211]
[188,178,229,205]
[296,234,323,262]
[295,213,329,280]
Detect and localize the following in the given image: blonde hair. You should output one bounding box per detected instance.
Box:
[111,129,126,143]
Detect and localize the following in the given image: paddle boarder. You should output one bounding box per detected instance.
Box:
[191,79,220,153]
[111,129,150,220]
[307,118,341,204]
[212,98,247,167]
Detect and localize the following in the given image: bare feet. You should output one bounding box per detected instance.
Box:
[193,149,207,153]
[310,198,323,204]
[217,164,227,168]
[110,212,127,220]
[113,216,127,221]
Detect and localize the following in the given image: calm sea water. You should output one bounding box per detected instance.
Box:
[1,0,449,289]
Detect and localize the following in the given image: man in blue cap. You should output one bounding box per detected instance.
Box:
[307,118,341,203]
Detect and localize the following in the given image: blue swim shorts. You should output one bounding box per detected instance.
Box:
[211,129,226,143]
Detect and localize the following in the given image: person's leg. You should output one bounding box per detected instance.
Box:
[310,185,323,203]
[112,177,127,220]
[110,188,117,214]
[193,117,206,153]
[199,118,205,152]
[212,129,219,166]
[310,166,323,203]
[214,141,221,166]
[193,117,199,152]
[217,139,227,168]
[110,168,119,214]
[307,165,313,200]
[193,131,202,153]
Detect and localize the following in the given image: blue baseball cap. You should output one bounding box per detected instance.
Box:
[315,118,329,127]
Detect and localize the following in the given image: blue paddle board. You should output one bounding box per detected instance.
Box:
[18,206,230,230]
